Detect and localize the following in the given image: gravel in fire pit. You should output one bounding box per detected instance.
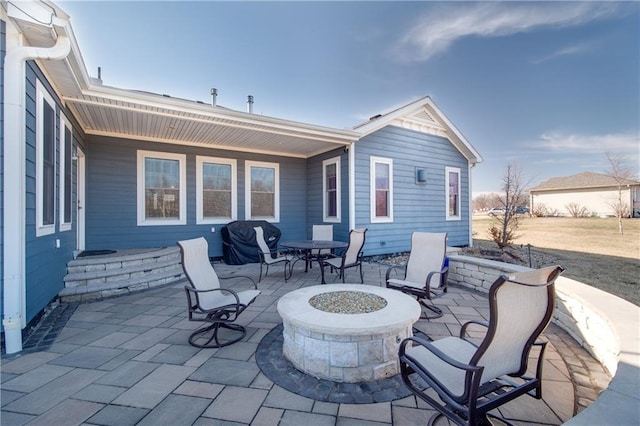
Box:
[309,291,387,314]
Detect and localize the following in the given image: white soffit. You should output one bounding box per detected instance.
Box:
[62,91,358,158]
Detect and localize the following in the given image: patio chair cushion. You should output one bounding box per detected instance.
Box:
[323,228,367,283]
[404,232,446,289]
[254,226,292,264]
[404,336,477,397]
[398,265,563,426]
[200,289,261,312]
[178,237,259,311]
[312,225,334,256]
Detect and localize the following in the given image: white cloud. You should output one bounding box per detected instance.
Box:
[532,41,596,64]
[538,132,640,155]
[395,2,624,62]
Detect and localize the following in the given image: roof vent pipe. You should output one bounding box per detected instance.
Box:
[211,88,218,107]
[247,95,254,113]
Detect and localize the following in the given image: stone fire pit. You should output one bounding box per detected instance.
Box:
[277,284,421,383]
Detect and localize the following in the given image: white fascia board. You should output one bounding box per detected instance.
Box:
[424,102,483,164]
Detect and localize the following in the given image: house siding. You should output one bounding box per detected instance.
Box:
[354,125,470,256]
[306,148,350,242]
[531,186,637,217]
[24,62,79,323]
[86,136,309,258]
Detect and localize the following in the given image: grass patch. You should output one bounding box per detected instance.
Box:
[472,216,639,306]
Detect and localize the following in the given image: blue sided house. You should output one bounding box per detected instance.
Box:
[0,1,482,353]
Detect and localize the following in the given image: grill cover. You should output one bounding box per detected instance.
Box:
[221,220,281,265]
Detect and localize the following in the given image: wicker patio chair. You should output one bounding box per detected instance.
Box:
[398,265,564,426]
[177,237,260,348]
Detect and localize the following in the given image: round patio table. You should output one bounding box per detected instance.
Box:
[281,240,348,284]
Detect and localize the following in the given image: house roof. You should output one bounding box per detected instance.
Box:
[7,1,359,159]
[8,1,480,162]
[354,96,483,164]
[530,171,640,192]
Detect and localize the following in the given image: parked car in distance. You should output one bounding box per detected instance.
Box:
[488,206,529,216]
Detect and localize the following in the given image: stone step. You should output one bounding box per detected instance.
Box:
[60,246,186,302]
[59,266,186,302]
[63,258,182,286]
[66,247,180,274]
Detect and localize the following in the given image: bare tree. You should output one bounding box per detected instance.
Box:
[488,163,530,248]
[472,193,494,211]
[604,154,636,234]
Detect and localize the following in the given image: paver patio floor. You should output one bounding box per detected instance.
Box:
[1,260,607,425]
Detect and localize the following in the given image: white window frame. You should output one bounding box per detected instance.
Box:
[245,160,280,222]
[36,80,56,237]
[322,156,341,223]
[445,166,462,221]
[370,156,394,223]
[196,156,237,224]
[59,114,73,232]
[137,150,186,226]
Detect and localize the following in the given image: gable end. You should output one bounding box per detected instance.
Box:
[390,107,447,138]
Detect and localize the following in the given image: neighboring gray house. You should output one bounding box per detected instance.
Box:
[530,172,640,218]
[1,0,482,352]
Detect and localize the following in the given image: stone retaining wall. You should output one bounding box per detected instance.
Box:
[448,254,640,425]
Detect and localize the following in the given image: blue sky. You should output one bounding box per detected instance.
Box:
[59,1,639,194]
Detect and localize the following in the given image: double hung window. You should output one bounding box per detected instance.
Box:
[446,167,461,220]
[196,156,237,224]
[245,161,279,221]
[137,150,186,225]
[370,156,393,223]
[60,115,73,231]
[36,81,56,236]
[323,157,341,222]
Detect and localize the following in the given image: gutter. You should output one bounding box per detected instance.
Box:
[2,3,71,354]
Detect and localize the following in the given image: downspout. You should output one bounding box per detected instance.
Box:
[468,162,476,248]
[2,26,71,354]
[348,142,356,231]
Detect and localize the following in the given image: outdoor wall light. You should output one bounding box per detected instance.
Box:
[416,168,427,184]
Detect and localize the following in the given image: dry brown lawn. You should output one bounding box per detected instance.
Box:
[472,215,640,306]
